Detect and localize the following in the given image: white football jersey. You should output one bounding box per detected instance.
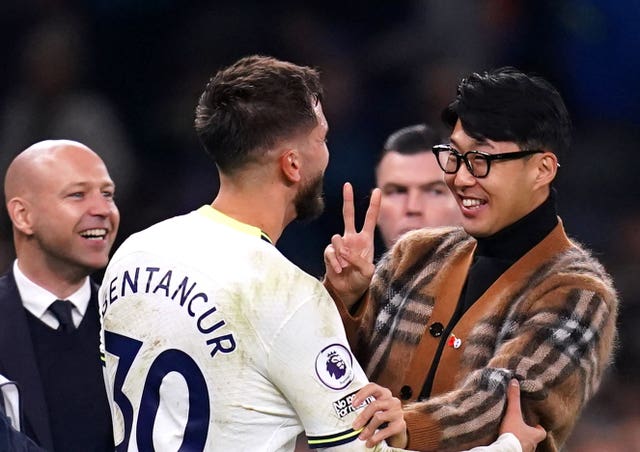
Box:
[99,206,396,451]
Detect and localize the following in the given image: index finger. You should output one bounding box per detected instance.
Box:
[342,182,356,234]
[505,379,522,418]
[360,188,381,235]
[352,382,389,406]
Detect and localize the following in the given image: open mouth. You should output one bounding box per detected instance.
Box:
[461,197,486,209]
[79,228,108,240]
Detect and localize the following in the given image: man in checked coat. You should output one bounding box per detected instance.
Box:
[323,67,618,451]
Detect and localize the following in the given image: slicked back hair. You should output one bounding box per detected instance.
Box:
[195,55,323,174]
[442,67,571,159]
[376,124,444,168]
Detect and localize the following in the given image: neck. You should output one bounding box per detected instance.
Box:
[15,252,89,299]
[476,189,558,260]
[211,177,295,244]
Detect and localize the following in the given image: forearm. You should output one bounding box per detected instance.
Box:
[322,274,369,311]
[404,414,522,452]
[404,409,442,451]
[402,368,513,451]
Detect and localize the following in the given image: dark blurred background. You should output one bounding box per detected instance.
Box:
[0,0,638,450]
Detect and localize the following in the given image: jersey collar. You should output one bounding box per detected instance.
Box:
[197,205,273,244]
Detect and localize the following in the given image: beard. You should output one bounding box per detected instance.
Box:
[294,173,325,223]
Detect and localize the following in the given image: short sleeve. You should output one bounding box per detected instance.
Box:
[266,291,372,449]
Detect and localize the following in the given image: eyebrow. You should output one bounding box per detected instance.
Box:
[383,180,447,190]
[63,181,115,190]
[422,180,448,188]
[450,136,492,150]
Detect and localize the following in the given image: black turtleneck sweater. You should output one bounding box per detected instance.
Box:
[419,190,559,399]
[460,189,559,313]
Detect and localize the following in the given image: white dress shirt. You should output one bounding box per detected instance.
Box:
[13,260,91,330]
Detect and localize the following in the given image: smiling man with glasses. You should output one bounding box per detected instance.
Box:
[323,67,618,451]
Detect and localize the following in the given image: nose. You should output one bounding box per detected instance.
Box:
[406,189,423,215]
[88,192,117,217]
[452,162,477,188]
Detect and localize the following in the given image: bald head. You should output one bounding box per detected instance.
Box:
[5,140,100,201]
[5,139,120,284]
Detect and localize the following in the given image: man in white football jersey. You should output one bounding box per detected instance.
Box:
[99,55,544,452]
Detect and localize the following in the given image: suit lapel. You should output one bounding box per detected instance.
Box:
[0,272,54,450]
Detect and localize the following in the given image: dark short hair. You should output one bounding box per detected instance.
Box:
[194,55,323,174]
[376,124,443,167]
[442,67,571,158]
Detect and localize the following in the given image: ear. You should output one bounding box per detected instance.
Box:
[533,152,558,189]
[6,198,35,235]
[279,149,301,184]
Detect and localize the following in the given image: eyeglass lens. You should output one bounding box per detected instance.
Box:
[439,149,488,177]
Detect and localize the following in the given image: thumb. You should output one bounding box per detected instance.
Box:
[534,425,547,441]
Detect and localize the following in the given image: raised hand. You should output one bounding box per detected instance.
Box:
[323,182,381,308]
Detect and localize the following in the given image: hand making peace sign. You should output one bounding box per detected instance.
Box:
[323,182,381,309]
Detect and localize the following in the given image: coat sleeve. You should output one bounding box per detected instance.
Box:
[323,245,401,371]
[323,278,376,363]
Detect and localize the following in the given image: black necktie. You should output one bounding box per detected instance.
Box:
[48,299,75,332]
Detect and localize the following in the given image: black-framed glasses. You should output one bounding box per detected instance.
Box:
[432,144,544,178]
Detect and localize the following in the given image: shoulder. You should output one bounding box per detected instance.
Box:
[551,238,618,304]
[108,212,209,263]
[380,226,472,271]
[541,221,616,300]
[395,226,470,255]
[0,272,18,300]
[512,235,619,344]
[563,239,613,278]
[253,249,327,304]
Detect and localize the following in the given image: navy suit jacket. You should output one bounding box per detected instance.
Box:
[0,271,101,451]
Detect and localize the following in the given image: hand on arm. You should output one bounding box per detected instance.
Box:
[323,183,381,309]
[351,383,407,449]
[500,380,546,452]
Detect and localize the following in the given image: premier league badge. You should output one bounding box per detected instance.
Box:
[315,344,354,390]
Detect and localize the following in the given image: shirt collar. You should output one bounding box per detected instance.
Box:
[13,260,91,319]
[197,205,273,244]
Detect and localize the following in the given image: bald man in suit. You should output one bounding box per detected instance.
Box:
[0,140,118,451]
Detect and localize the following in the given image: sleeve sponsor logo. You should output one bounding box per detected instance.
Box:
[315,344,354,390]
[332,390,375,419]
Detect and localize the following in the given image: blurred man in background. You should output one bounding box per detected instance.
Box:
[375,124,461,250]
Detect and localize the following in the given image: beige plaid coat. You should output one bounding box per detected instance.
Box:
[327,221,618,452]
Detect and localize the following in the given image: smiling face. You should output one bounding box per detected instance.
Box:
[446,120,550,238]
[376,150,462,248]
[9,142,120,275]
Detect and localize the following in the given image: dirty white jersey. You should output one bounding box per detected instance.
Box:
[99,206,401,452]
